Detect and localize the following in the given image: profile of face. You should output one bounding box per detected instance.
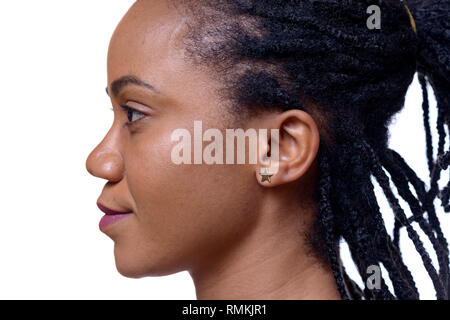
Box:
[85,0,322,294]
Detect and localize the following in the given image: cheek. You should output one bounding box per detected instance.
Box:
[124,126,260,262]
[126,129,196,215]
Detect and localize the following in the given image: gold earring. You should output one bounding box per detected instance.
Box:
[259,168,273,183]
[403,3,417,35]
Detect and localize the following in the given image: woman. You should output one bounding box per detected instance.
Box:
[86,0,449,299]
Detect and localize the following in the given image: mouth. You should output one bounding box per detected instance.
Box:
[97,202,133,231]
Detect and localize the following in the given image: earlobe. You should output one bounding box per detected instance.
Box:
[256,110,320,187]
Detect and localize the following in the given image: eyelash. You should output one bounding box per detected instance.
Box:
[119,104,146,127]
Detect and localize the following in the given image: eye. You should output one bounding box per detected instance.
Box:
[119,104,146,127]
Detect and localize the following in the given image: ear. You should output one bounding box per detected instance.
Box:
[256,110,320,187]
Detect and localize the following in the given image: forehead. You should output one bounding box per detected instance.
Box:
[107,0,191,92]
[106,0,232,124]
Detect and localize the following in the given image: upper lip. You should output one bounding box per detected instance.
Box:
[97,202,133,215]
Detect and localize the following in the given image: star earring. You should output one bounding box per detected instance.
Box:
[259,168,274,183]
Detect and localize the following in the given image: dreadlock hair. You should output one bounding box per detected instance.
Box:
[176,0,450,299]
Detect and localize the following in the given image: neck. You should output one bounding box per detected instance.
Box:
[189,185,341,300]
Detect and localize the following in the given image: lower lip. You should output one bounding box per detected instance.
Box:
[99,213,133,231]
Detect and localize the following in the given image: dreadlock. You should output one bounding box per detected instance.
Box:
[177,0,450,299]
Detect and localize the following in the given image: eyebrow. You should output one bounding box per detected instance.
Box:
[106,75,161,97]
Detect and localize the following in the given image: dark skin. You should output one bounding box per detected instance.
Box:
[86,0,340,299]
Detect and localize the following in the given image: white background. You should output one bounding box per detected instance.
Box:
[0,1,448,299]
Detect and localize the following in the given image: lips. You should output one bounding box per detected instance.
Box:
[97,202,133,215]
[97,202,133,231]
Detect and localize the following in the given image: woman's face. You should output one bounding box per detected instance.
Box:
[86,0,264,277]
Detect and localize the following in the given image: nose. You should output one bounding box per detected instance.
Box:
[86,141,125,183]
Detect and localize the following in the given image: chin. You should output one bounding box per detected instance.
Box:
[113,251,142,278]
[113,244,182,278]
